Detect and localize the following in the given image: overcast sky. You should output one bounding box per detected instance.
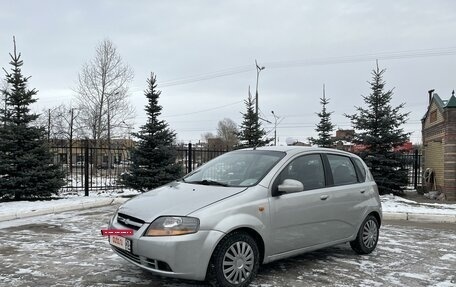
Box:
[1,0,455,144]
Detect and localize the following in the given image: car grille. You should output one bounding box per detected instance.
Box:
[117,213,145,230]
[112,246,172,272]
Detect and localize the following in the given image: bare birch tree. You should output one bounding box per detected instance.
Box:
[75,39,134,143]
[217,118,239,149]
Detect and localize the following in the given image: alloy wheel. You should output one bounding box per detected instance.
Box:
[222,241,254,284]
[362,219,378,249]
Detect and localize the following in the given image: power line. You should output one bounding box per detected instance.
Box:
[162,100,243,118]
[160,66,252,87]
[31,47,456,108]
[157,46,456,87]
[266,47,456,69]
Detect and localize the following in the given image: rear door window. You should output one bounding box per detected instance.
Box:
[352,157,367,182]
[327,154,358,186]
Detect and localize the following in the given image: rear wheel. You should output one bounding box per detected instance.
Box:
[350,215,379,254]
[208,231,259,287]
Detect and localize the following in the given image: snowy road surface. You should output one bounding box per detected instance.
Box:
[0,205,455,287]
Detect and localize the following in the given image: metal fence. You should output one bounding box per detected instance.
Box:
[52,142,422,193]
[52,141,228,194]
[399,150,422,189]
[51,140,133,194]
[176,143,228,174]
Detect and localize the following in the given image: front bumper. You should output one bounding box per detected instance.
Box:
[108,215,224,281]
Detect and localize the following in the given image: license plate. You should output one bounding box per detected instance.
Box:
[109,235,132,252]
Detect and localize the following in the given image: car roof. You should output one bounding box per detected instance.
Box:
[239,146,358,157]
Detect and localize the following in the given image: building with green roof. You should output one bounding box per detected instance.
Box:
[421,90,456,200]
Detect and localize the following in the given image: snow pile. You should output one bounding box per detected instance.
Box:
[0,189,140,220]
[381,194,456,215]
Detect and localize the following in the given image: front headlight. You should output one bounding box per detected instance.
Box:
[145,216,200,236]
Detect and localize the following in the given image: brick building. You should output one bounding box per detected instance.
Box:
[421,90,456,200]
[332,129,355,151]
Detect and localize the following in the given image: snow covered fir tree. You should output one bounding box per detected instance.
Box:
[0,38,65,200]
[238,90,271,147]
[346,62,410,195]
[121,73,182,191]
[309,85,335,148]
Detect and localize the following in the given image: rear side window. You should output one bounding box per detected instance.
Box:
[327,154,358,186]
[352,158,367,182]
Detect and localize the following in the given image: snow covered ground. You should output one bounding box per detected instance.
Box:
[381,194,456,215]
[0,191,455,286]
[0,189,139,221]
[0,205,455,287]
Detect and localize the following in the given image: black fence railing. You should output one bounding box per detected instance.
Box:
[399,150,422,189]
[51,141,133,194]
[175,143,228,174]
[51,142,228,194]
[51,142,422,193]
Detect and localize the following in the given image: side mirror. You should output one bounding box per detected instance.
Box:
[277,179,304,194]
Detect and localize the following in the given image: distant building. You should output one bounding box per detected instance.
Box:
[332,129,355,151]
[421,90,456,200]
[350,142,413,153]
[334,129,355,141]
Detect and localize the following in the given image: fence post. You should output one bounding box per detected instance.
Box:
[84,139,90,196]
[413,149,419,190]
[187,143,193,174]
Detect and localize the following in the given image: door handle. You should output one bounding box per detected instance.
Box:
[360,190,366,194]
[320,195,329,200]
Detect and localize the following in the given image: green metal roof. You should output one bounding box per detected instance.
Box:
[446,95,456,108]
[422,93,456,121]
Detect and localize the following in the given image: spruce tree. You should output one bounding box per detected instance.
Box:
[346,62,410,195]
[238,91,271,147]
[122,73,182,191]
[0,38,65,200]
[309,85,335,147]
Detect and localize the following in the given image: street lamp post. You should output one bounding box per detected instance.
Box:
[255,60,265,123]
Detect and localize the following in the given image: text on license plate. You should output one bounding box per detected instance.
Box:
[109,235,131,252]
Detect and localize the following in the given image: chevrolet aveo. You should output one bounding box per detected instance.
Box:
[108,146,382,286]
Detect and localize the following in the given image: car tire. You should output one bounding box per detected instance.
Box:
[350,214,379,254]
[207,231,259,287]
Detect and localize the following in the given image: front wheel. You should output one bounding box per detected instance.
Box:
[350,215,379,254]
[208,231,259,287]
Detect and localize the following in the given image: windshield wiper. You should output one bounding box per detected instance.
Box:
[186,179,229,187]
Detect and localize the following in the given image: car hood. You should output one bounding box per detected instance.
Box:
[117,182,247,222]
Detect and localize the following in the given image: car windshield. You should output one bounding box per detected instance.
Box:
[183,150,285,187]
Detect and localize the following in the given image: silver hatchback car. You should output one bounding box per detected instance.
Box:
[108,146,382,286]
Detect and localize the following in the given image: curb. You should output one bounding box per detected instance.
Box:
[0,197,130,222]
[383,212,456,223]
